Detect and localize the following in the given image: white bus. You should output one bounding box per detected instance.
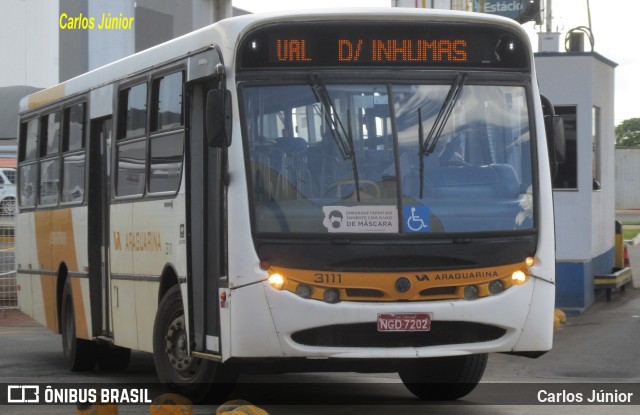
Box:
[17,8,563,401]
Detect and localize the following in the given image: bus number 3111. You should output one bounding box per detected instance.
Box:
[314,273,343,284]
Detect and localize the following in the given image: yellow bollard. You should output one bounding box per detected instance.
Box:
[553,308,567,331]
[554,308,567,324]
[76,404,118,415]
[217,400,270,415]
[150,393,193,415]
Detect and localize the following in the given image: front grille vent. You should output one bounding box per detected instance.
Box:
[419,286,458,296]
[291,321,506,348]
[345,288,385,298]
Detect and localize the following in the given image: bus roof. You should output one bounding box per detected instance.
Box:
[20,8,528,113]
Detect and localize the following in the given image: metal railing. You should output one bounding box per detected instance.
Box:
[0,213,16,318]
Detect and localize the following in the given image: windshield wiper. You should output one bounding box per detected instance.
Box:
[417,107,426,199]
[311,73,361,201]
[418,72,468,198]
[423,72,467,155]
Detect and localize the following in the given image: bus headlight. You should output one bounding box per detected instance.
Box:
[525,256,536,267]
[511,270,527,285]
[268,273,285,290]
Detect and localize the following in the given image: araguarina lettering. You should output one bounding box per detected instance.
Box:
[434,271,499,280]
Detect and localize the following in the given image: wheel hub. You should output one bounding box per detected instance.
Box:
[165,314,200,378]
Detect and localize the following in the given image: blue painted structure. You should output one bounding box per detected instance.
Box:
[556,248,615,312]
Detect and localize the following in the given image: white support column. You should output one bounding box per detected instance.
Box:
[192,0,232,30]
[88,0,135,71]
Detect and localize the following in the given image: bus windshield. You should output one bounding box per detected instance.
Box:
[242,80,533,235]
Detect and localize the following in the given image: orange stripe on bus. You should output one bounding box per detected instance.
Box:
[28,84,66,110]
[35,209,87,337]
[52,209,79,272]
[35,211,52,271]
[71,277,89,340]
[40,275,58,333]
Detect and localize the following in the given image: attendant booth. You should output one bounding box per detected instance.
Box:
[535,45,618,312]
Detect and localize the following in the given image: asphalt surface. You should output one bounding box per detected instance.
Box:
[1,283,639,414]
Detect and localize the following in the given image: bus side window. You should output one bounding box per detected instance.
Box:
[116,140,146,197]
[152,71,183,132]
[18,119,39,209]
[117,82,148,197]
[149,71,185,194]
[63,103,86,152]
[39,111,61,206]
[62,102,87,203]
[39,159,60,206]
[20,119,39,162]
[42,111,61,156]
[118,83,148,140]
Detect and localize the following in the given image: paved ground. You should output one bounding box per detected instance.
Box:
[1,292,639,415]
[0,308,37,326]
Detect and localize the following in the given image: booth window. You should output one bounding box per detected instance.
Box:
[553,106,577,190]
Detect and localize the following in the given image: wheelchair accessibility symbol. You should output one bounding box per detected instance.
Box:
[404,206,430,233]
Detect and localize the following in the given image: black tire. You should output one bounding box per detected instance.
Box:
[97,345,131,372]
[398,354,488,401]
[153,285,236,403]
[61,279,97,371]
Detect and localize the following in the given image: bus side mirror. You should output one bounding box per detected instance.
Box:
[540,95,565,179]
[545,115,566,163]
[205,89,232,148]
[544,115,565,179]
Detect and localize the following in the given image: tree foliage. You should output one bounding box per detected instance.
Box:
[616,118,640,147]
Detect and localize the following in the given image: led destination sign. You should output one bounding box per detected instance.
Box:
[276,38,468,63]
[238,22,529,70]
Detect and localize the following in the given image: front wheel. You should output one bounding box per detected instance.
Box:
[61,279,97,371]
[153,285,235,403]
[398,354,488,401]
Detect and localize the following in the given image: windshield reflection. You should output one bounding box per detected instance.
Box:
[242,82,533,235]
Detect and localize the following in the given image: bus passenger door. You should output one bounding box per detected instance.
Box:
[88,117,113,338]
[186,82,225,357]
